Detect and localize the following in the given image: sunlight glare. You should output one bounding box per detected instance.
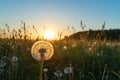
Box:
[44,30,54,40]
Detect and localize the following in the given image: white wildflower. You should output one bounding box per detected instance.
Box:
[0,61,6,67]
[44,68,48,73]
[63,46,67,50]
[12,56,18,63]
[54,70,63,77]
[64,67,73,74]
[97,53,100,56]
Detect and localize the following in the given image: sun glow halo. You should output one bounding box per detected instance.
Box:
[44,30,54,40]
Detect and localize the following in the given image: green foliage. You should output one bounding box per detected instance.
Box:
[0,38,120,80]
[0,23,120,80]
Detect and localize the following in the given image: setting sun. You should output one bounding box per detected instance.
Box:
[44,30,54,40]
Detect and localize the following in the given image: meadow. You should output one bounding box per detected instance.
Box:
[0,23,120,80]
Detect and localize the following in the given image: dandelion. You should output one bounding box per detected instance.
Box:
[0,60,6,67]
[44,68,48,73]
[44,68,48,80]
[64,67,73,74]
[54,70,63,77]
[63,46,67,50]
[12,56,18,63]
[97,53,100,56]
[88,47,92,51]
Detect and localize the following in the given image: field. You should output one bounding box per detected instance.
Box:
[0,26,120,80]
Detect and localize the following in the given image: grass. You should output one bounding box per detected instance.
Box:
[0,23,120,80]
[0,38,120,80]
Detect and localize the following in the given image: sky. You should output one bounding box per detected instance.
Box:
[0,0,120,33]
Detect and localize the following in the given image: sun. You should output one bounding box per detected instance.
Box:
[44,30,54,40]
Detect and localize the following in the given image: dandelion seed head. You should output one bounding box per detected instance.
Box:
[12,56,18,62]
[88,47,92,51]
[97,53,100,56]
[72,43,77,48]
[0,61,6,67]
[54,70,63,77]
[63,46,67,50]
[44,68,48,72]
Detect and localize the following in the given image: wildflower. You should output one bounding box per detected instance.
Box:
[44,68,48,73]
[63,46,67,50]
[106,43,111,46]
[0,61,6,67]
[64,67,73,74]
[97,53,100,56]
[54,70,63,77]
[88,47,92,51]
[12,56,18,63]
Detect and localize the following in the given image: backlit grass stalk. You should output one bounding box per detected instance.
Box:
[110,70,120,78]
[101,65,107,80]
